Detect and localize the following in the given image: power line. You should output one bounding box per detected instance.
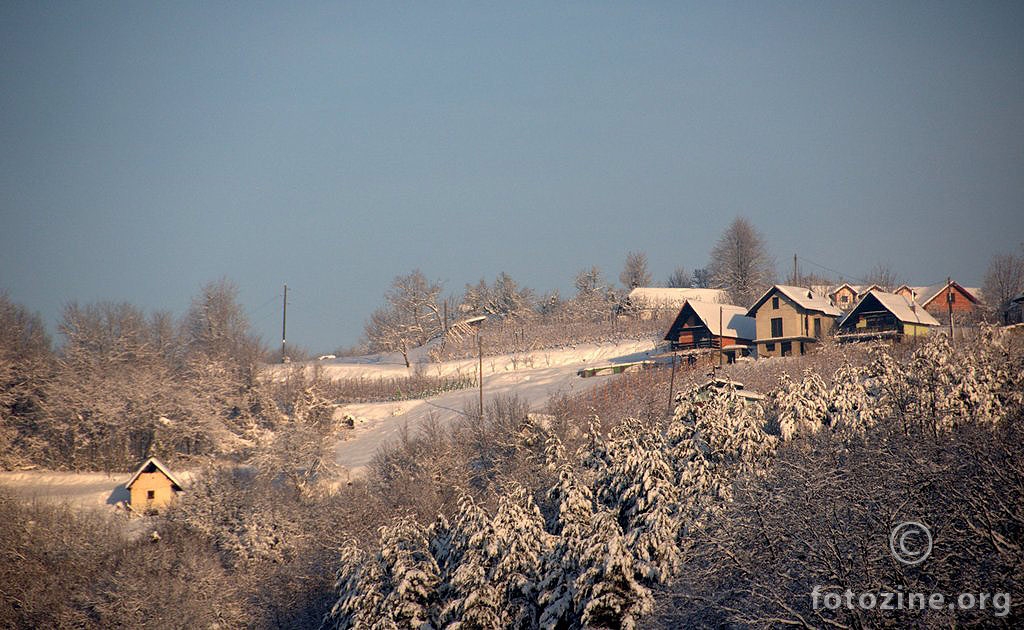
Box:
[796,255,872,286]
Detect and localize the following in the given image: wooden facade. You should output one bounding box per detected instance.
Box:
[664,301,755,359]
[836,290,940,343]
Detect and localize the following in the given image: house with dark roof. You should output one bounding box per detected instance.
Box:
[125,457,184,512]
[746,285,842,358]
[664,300,756,362]
[836,290,941,342]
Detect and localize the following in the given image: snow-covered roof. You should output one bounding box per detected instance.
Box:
[627,287,726,308]
[838,290,941,328]
[748,285,843,317]
[902,282,982,307]
[683,300,756,340]
[125,456,184,491]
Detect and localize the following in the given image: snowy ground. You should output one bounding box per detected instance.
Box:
[0,469,196,512]
[324,338,663,477]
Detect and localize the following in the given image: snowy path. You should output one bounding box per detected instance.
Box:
[328,339,662,475]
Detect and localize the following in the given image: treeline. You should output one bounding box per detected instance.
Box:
[0,281,281,471]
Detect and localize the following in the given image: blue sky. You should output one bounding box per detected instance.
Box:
[2,1,1022,353]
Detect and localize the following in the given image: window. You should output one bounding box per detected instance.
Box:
[147,490,155,500]
[840,295,849,304]
[772,296,780,309]
[781,341,792,357]
[813,318,822,338]
[765,342,776,352]
[771,317,783,337]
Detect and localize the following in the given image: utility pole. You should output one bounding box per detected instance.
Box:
[281,284,288,363]
[719,305,724,367]
[668,351,677,416]
[793,253,798,284]
[946,276,954,340]
[477,329,484,420]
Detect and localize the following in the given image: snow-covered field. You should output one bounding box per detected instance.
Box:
[326,338,663,476]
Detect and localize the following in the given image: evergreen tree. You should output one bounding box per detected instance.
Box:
[493,485,547,628]
[574,510,653,629]
[443,495,504,628]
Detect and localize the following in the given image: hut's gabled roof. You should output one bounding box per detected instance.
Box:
[125,456,184,491]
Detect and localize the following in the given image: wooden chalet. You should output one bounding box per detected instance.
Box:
[747,285,842,358]
[836,290,940,342]
[895,281,982,317]
[664,300,755,362]
[125,457,184,512]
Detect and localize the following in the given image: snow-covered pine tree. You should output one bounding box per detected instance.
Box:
[574,509,653,630]
[324,541,369,630]
[375,518,439,629]
[590,417,682,586]
[442,494,505,628]
[539,465,595,629]
[493,484,547,628]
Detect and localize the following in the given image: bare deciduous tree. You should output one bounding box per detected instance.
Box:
[0,294,52,467]
[864,262,902,292]
[183,278,263,373]
[666,267,691,288]
[365,270,445,367]
[982,251,1024,320]
[619,251,652,290]
[708,217,775,306]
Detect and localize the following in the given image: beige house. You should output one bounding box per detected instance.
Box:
[747,285,842,358]
[125,457,184,512]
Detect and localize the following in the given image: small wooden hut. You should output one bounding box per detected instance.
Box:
[125,457,184,512]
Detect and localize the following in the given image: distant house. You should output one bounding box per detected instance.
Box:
[829,283,860,310]
[126,457,184,512]
[664,300,756,362]
[625,287,726,320]
[747,285,842,358]
[895,281,982,318]
[828,283,882,310]
[836,290,941,342]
